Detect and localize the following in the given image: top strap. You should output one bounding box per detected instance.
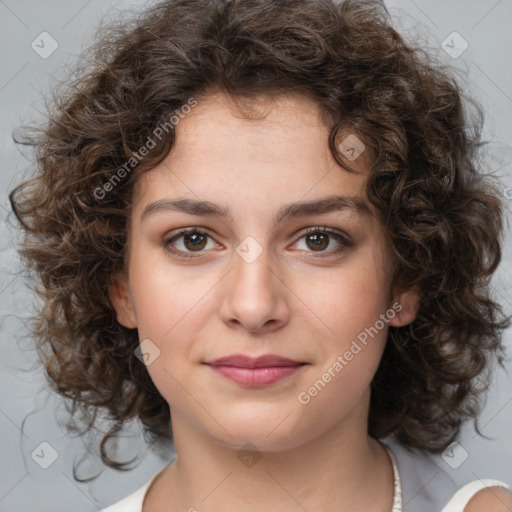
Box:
[440,479,511,512]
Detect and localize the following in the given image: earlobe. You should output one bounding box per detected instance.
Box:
[388,286,420,327]
[109,271,138,329]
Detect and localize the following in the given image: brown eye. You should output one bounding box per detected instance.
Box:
[182,231,208,251]
[293,227,353,258]
[305,232,329,251]
[164,228,217,258]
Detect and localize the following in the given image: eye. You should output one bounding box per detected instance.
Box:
[163,228,219,259]
[292,226,352,257]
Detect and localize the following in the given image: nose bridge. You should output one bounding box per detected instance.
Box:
[220,234,289,332]
[232,234,276,299]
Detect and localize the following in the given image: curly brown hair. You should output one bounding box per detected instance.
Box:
[9,0,510,479]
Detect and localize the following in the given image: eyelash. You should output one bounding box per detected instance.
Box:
[162,226,353,260]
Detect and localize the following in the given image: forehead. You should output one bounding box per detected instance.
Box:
[132,91,373,217]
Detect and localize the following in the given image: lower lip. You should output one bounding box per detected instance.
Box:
[207,365,305,386]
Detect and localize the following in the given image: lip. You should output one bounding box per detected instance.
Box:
[204,354,308,387]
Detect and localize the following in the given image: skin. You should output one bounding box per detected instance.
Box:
[109,90,423,512]
[465,487,512,512]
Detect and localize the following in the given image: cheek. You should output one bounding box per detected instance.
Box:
[129,248,215,340]
[296,249,391,396]
[127,251,215,399]
[303,252,391,347]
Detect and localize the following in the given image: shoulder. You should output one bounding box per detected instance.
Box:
[464,486,512,512]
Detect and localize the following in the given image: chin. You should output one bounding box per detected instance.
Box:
[212,415,314,453]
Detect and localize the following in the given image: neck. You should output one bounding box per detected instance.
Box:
[146,393,395,512]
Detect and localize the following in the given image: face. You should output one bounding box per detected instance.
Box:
[110,92,418,452]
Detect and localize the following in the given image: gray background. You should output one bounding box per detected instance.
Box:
[1,1,511,510]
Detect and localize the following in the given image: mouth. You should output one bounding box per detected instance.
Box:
[204,354,309,387]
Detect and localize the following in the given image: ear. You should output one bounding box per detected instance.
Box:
[109,271,138,329]
[388,286,420,327]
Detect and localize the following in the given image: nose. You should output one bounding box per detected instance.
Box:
[219,238,291,334]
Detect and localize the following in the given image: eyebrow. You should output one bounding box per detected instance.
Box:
[140,195,371,224]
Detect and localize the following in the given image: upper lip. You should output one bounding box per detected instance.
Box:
[205,354,306,368]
